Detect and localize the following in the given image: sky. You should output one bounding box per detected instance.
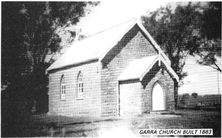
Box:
[77,0,169,35]
[179,55,221,95]
[76,1,205,34]
[72,1,222,95]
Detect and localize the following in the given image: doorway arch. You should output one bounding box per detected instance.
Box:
[152,82,165,111]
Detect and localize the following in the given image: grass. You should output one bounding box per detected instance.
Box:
[6,110,221,137]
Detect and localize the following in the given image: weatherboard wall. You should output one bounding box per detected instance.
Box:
[118,63,175,116]
[48,61,102,117]
[142,63,175,112]
[101,25,158,117]
[47,23,176,118]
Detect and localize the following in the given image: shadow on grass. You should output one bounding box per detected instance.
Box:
[177,105,221,111]
[32,113,119,125]
[160,112,185,116]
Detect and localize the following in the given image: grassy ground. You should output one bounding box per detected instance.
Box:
[17,110,221,137]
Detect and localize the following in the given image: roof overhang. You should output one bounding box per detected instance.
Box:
[46,57,99,74]
[46,18,176,77]
[118,55,179,82]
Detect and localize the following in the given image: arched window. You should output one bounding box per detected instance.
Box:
[60,75,66,100]
[77,72,83,99]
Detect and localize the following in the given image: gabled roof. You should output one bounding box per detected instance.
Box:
[46,18,174,76]
[118,55,158,81]
[118,55,179,82]
[46,19,137,73]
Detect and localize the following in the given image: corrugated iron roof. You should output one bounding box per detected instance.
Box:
[46,18,179,82]
[118,55,179,82]
[46,18,137,72]
[118,55,158,81]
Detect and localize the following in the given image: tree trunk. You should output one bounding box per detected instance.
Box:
[174,80,179,109]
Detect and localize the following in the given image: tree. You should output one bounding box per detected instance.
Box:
[201,2,221,40]
[141,2,204,108]
[141,2,221,108]
[142,2,204,80]
[2,1,99,101]
[197,2,221,72]
[180,93,190,105]
[2,2,99,84]
[192,93,198,99]
[1,2,99,136]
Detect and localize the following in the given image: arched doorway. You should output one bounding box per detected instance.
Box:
[152,82,165,111]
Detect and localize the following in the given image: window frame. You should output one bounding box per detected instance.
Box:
[60,75,66,100]
[77,72,83,99]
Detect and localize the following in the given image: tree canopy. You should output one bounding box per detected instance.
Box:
[2,2,100,136]
[1,1,99,120]
[141,2,221,108]
[197,2,221,72]
[2,2,99,86]
[141,2,221,83]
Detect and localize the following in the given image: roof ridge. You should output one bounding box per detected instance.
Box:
[87,18,137,39]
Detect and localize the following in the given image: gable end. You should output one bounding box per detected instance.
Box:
[100,24,158,65]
